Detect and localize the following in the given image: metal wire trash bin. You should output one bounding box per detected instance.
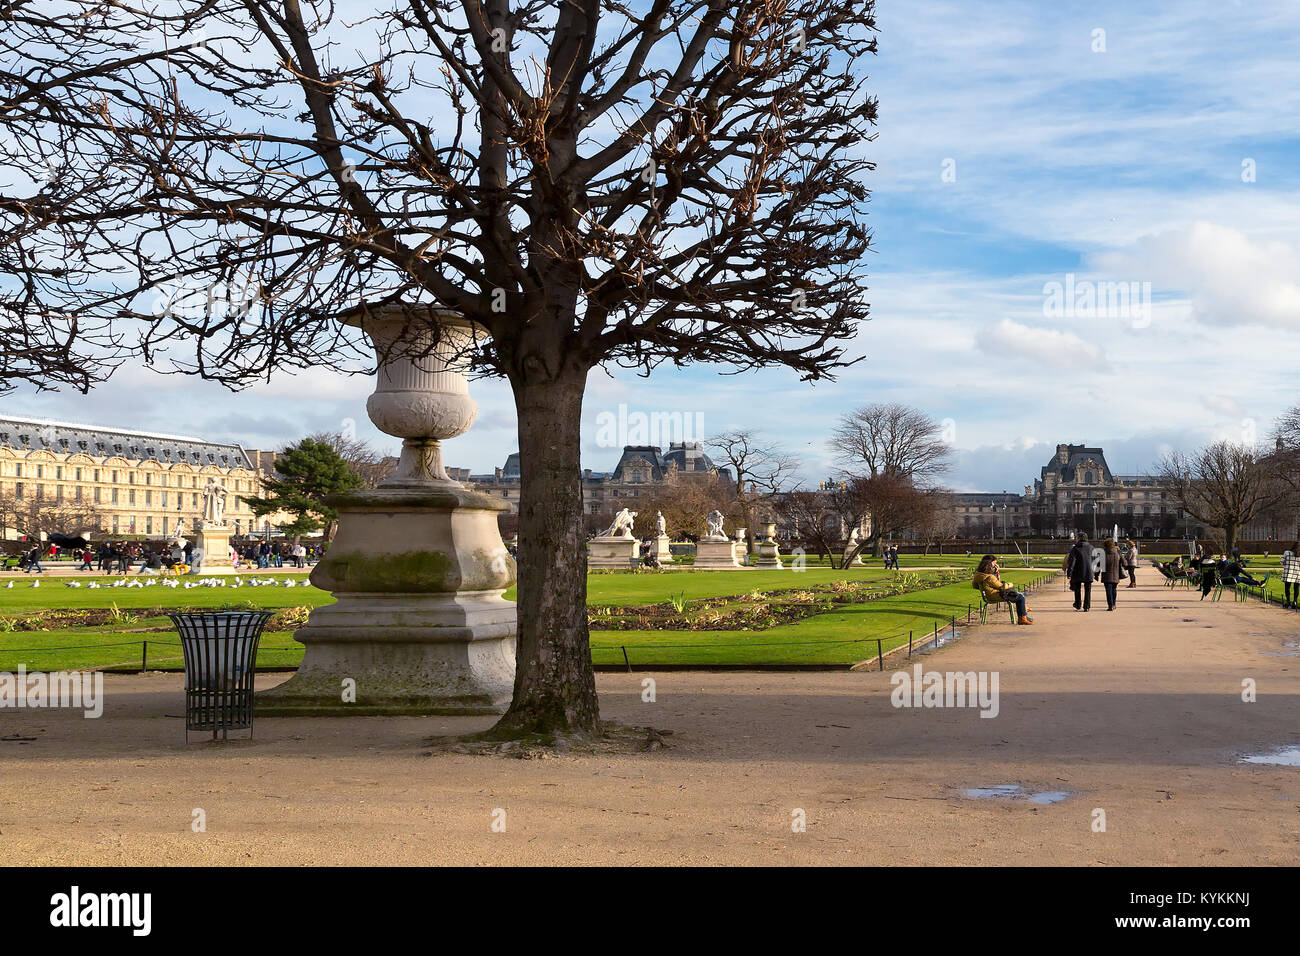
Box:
[168,611,273,741]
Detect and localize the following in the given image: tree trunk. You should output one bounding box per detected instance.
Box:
[490,370,600,738]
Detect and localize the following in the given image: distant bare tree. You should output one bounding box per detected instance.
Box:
[1154,442,1277,551]
[706,429,800,552]
[774,481,872,569]
[0,488,105,542]
[830,403,952,485]
[635,474,734,540]
[909,489,958,554]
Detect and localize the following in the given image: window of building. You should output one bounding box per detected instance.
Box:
[56,466,63,479]
[36,484,44,499]
[145,490,152,505]
[14,482,22,499]
[93,469,99,482]
[111,470,118,483]
[161,491,167,507]
[129,489,135,504]
[13,464,21,478]
[94,488,101,503]
[36,465,43,478]
[129,472,135,484]
[56,486,63,501]
[112,489,119,503]
[112,516,120,533]
[75,486,82,501]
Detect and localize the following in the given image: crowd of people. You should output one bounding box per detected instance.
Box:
[976,534,1296,622]
[1064,535,1140,612]
[972,535,1142,623]
[1158,542,1270,600]
[12,538,321,574]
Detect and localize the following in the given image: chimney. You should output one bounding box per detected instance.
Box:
[583,469,592,479]
[495,467,503,478]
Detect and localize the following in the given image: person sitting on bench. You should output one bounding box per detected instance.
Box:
[973,554,1032,625]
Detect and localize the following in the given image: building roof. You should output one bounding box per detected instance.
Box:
[1041,443,1112,484]
[0,415,253,469]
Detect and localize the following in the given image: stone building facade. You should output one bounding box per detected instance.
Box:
[466,441,731,519]
[0,416,275,542]
[950,443,1201,539]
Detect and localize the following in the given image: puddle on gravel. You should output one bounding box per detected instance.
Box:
[1259,640,1300,658]
[1240,746,1300,767]
[962,784,1072,804]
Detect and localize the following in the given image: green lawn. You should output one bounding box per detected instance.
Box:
[0,566,1058,670]
[0,573,324,614]
[592,569,1052,666]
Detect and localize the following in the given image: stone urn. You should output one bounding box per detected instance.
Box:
[361,307,481,486]
[257,305,517,716]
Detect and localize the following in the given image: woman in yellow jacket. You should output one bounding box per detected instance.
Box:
[973,554,1033,624]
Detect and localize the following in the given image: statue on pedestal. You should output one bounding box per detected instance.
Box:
[705,510,727,540]
[201,478,229,527]
[655,511,667,536]
[602,507,638,539]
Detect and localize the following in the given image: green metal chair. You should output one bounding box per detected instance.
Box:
[979,592,1018,624]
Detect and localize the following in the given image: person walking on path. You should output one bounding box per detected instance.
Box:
[23,546,43,574]
[1101,539,1122,610]
[1066,534,1095,611]
[972,554,1033,625]
[1123,539,1139,589]
[1282,541,1300,608]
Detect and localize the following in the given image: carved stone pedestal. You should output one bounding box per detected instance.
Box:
[589,536,640,569]
[196,524,233,570]
[256,305,516,716]
[755,522,783,569]
[695,537,745,570]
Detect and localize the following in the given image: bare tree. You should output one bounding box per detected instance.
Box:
[706,429,800,553]
[0,1,210,392]
[634,472,733,541]
[830,403,952,484]
[0,488,105,542]
[11,1,878,737]
[773,481,873,569]
[908,488,957,554]
[1154,442,1277,551]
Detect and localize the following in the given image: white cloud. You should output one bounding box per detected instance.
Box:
[975,317,1107,368]
[1092,222,1300,329]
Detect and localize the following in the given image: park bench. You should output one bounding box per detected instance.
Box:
[978,590,1017,625]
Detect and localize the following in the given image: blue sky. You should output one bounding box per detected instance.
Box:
[10,0,1300,491]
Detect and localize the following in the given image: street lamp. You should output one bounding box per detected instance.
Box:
[1090,500,1098,539]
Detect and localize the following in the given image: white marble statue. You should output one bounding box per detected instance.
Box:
[173,517,186,542]
[201,477,230,526]
[706,510,726,539]
[603,507,637,538]
[656,511,667,536]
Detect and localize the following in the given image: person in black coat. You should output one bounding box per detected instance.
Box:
[1066,534,1095,611]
